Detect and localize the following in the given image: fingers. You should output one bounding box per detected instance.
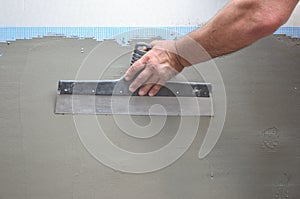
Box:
[124,54,148,81]
[139,83,155,96]
[148,78,167,96]
[124,61,144,81]
[138,75,159,96]
[124,40,182,96]
[148,84,162,97]
[128,67,152,93]
[137,76,167,96]
[127,61,175,95]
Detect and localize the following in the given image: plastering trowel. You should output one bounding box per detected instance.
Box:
[55,42,213,116]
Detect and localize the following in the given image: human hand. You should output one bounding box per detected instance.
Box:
[124,40,190,96]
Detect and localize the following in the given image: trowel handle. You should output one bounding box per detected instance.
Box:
[130,42,152,65]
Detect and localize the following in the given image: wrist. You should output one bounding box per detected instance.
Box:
[174,40,192,68]
[175,36,211,65]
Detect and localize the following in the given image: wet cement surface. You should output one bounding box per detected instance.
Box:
[0,35,299,198]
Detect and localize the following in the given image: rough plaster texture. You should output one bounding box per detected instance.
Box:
[0,35,299,198]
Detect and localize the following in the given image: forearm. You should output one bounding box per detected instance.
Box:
[124,0,298,96]
[176,0,298,65]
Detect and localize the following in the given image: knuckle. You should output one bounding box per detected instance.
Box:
[145,64,159,77]
[129,66,137,73]
[147,64,157,72]
[130,81,141,91]
[135,76,145,85]
[158,78,167,85]
[144,83,153,90]
[150,40,159,46]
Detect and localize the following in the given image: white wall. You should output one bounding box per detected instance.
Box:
[285,3,300,26]
[0,0,229,26]
[0,0,298,27]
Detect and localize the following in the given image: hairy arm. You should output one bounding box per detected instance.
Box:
[178,0,299,63]
[125,0,299,96]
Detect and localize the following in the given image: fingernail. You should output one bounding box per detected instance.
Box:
[129,87,135,93]
[149,91,155,97]
[124,75,130,81]
[139,90,145,96]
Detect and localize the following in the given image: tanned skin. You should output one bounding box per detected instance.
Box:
[125,0,299,96]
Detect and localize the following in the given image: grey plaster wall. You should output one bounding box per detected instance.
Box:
[0,35,299,198]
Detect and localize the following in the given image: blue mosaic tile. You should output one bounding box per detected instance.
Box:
[0,26,299,44]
